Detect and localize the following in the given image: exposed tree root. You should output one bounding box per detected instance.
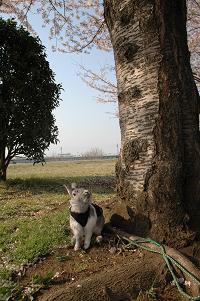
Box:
[41,228,200,301]
[109,227,200,298]
[41,254,163,301]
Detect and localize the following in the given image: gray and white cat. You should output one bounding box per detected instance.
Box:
[64,183,104,251]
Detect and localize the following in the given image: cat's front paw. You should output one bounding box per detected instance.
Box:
[74,244,81,251]
[83,242,90,250]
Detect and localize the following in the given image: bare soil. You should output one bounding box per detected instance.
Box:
[18,241,179,301]
[16,199,200,301]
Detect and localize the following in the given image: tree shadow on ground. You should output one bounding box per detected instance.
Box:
[109,213,151,237]
[6,175,116,195]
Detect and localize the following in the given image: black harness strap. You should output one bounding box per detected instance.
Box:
[70,207,90,227]
[92,203,103,217]
[70,203,103,227]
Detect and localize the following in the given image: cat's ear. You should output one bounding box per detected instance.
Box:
[83,190,92,203]
[71,182,77,189]
[63,184,72,197]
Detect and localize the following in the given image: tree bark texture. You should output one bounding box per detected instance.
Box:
[104,0,200,243]
[0,147,7,181]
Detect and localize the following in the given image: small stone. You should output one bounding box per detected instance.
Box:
[185,280,191,287]
[109,247,117,254]
[53,272,60,278]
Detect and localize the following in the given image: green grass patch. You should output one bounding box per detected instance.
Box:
[0,269,17,301]
[0,211,69,265]
[32,271,54,286]
[55,255,71,262]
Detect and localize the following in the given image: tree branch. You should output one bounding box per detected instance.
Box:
[68,20,105,53]
[78,64,117,89]
[48,0,71,24]
[22,0,33,22]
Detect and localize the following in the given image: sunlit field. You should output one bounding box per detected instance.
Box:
[0,159,116,299]
[7,159,116,179]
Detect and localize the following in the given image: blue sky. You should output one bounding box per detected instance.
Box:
[11,11,121,156]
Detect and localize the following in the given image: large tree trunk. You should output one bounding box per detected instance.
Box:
[104,0,200,244]
[0,147,7,181]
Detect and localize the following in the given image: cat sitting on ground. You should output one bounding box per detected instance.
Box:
[64,183,105,251]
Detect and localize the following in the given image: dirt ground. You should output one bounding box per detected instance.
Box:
[14,199,200,301]
[17,240,179,301]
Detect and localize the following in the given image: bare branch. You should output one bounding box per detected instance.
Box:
[48,0,71,24]
[77,63,117,104]
[64,20,105,53]
[22,0,33,22]
[78,64,117,89]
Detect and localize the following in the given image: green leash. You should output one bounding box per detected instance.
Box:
[123,237,200,300]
